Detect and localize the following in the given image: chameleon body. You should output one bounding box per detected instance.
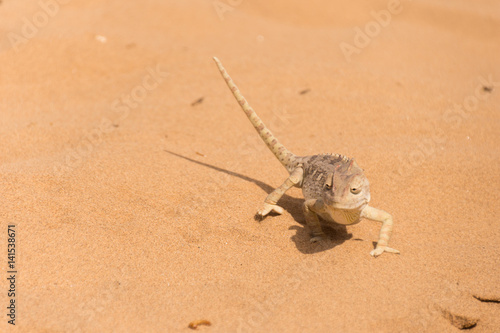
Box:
[213,57,399,257]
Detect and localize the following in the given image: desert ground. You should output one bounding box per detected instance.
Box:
[1,0,500,332]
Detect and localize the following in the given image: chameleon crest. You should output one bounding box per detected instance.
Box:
[213,57,399,257]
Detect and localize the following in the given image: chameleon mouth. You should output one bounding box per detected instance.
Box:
[330,199,369,210]
[330,188,370,210]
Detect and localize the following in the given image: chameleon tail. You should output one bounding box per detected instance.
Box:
[213,57,298,172]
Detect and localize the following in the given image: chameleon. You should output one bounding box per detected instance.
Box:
[213,57,399,257]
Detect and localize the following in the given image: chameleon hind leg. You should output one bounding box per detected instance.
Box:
[257,167,303,218]
[303,199,325,242]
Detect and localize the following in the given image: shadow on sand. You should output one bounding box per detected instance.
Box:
[165,150,352,254]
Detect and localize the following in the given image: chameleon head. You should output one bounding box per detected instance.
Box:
[322,158,371,210]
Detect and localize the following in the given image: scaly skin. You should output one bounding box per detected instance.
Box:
[213,57,399,257]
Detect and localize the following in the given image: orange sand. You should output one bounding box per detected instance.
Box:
[1,0,499,332]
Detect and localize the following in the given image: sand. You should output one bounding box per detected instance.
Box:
[1,0,500,332]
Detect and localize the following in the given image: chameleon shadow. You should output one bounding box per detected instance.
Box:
[289,224,352,254]
[164,150,351,254]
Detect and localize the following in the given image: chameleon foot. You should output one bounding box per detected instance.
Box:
[256,203,284,218]
[370,246,400,257]
[309,233,325,243]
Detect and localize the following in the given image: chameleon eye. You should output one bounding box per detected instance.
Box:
[350,187,361,194]
[324,172,333,191]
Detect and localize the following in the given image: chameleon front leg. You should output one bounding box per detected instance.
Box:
[361,205,400,257]
[257,167,303,217]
